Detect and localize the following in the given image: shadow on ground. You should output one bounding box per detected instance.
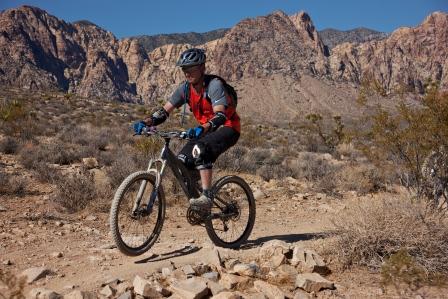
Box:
[241,232,327,249]
[135,245,201,264]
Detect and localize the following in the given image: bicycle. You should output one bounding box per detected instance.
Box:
[109,127,256,256]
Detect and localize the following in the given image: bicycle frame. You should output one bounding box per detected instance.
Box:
[132,135,201,215]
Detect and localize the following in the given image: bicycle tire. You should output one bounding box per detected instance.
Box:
[205,175,256,248]
[110,171,165,256]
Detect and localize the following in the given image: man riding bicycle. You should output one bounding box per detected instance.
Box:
[134,48,240,211]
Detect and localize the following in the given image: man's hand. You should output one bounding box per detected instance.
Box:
[133,121,147,135]
[186,126,204,139]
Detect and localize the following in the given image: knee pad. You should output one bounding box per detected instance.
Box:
[192,142,213,169]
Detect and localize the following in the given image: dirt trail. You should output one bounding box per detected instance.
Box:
[1,153,335,294]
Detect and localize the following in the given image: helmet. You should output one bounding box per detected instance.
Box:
[176,48,206,67]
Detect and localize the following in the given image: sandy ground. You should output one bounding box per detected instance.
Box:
[1,153,447,298]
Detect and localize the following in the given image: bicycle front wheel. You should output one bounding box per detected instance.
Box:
[205,175,256,248]
[110,171,165,256]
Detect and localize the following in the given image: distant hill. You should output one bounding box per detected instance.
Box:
[319,27,388,49]
[132,29,229,52]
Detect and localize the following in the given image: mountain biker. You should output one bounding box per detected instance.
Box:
[133,48,240,211]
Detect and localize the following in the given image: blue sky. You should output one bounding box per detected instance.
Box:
[1,0,447,38]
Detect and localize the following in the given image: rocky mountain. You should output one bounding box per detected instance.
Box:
[0,6,447,116]
[329,12,448,93]
[130,28,386,54]
[132,29,229,52]
[319,28,388,49]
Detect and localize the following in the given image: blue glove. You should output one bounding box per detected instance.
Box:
[133,121,147,135]
[186,126,204,139]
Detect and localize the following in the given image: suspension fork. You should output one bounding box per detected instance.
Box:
[131,157,167,214]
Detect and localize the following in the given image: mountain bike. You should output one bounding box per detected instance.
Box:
[109,128,256,256]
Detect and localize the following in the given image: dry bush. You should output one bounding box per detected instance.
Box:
[32,161,58,183]
[0,171,26,197]
[0,268,25,299]
[53,169,96,213]
[19,141,81,167]
[334,163,385,195]
[106,149,149,189]
[329,196,448,277]
[257,164,294,181]
[0,137,19,154]
[289,152,335,181]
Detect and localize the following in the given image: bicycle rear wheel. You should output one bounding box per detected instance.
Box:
[110,171,165,256]
[205,175,256,248]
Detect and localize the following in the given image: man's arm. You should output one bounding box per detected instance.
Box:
[143,102,175,126]
[202,104,226,133]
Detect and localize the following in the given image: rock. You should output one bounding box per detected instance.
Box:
[3,259,12,265]
[116,291,133,299]
[182,264,196,276]
[170,269,188,282]
[193,263,212,276]
[152,281,172,297]
[270,253,286,268]
[253,189,266,200]
[161,267,173,277]
[259,240,291,260]
[20,267,52,283]
[82,158,99,169]
[232,263,259,277]
[170,278,209,299]
[133,275,160,298]
[85,215,98,221]
[29,288,62,299]
[63,290,97,299]
[253,280,285,299]
[99,285,115,298]
[0,205,6,212]
[290,247,329,275]
[293,289,311,299]
[223,259,240,270]
[51,252,63,258]
[268,264,298,284]
[207,280,228,296]
[219,273,251,290]
[295,273,335,293]
[210,247,223,269]
[211,292,242,299]
[115,281,133,294]
[202,272,219,282]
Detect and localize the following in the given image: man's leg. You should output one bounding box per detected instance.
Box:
[200,169,212,191]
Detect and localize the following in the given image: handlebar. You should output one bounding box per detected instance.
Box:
[140,126,188,139]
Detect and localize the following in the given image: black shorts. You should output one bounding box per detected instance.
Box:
[178,126,240,170]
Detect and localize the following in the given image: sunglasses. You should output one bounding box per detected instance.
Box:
[182,65,201,74]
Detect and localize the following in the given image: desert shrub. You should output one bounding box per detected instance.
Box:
[329,196,448,277]
[106,149,149,189]
[257,164,294,181]
[238,124,268,148]
[53,169,96,213]
[302,114,346,153]
[19,141,81,167]
[32,161,58,183]
[0,171,26,197]
[0,268,25,299]
[0,137,19,154]
[336,163,385,195]
[381,249,427,292]
[214,146,250,171]
[356,83,448,198]
[289,152,335,181]
[0,98,27,122]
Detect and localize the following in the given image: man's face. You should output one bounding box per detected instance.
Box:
[182,64,205,84]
